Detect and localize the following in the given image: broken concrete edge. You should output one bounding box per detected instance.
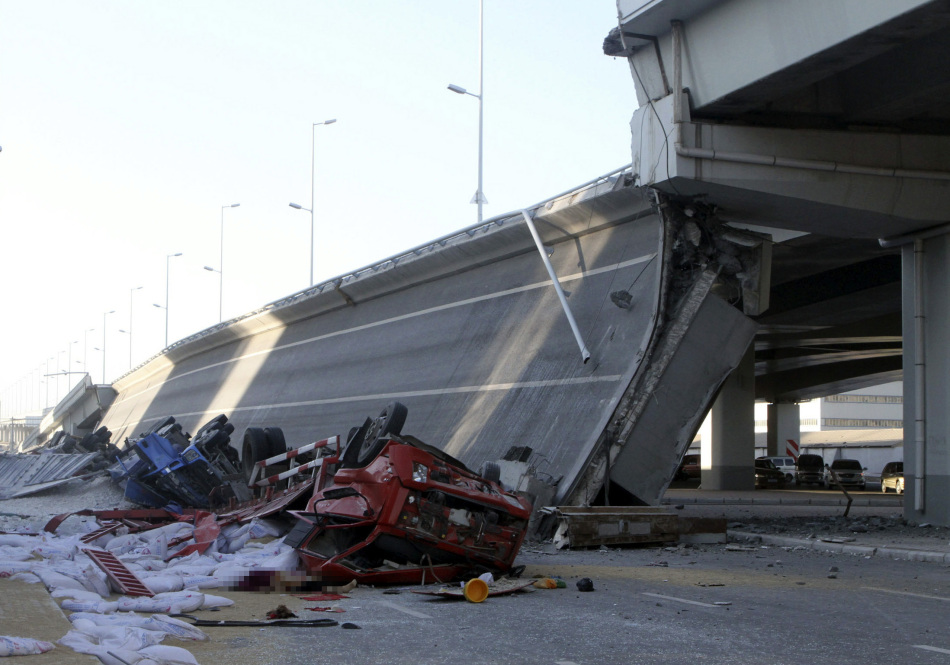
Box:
[540,506,726,549]
[662,497,901,508]
[728,529,950,564]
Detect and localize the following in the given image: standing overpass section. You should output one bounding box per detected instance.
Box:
[607,0,950,524]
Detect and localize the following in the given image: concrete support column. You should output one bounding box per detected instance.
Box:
[700,343,756,490]
[903,236,950,526]
[767,402,800,457]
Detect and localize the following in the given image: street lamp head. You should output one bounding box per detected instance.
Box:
[106,310,115,315]
[323,119,337,125]
[229,203,240,208]
[447,84,467,94]
[153,303,165,310]
[203,266,218,272]
[132,286,143,291]
[289,202,303,210]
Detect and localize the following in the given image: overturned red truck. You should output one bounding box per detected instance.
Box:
[278,402,534,585]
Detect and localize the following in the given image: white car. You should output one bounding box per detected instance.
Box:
[880,461,904,494]
[758,456,796,482]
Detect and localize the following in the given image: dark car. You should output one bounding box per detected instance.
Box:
[880,461,904,494]
[754,458,786,489]
[795,453,825,487]
[825,458,867,491]
[676,453,701,480]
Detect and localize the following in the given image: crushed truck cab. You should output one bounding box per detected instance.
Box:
[285,402,533,585]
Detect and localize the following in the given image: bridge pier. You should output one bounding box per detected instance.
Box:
[766,403,800,458]
[700,343,756,490]
[902,236,950,526]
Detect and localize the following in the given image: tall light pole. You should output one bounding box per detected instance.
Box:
[57,349,66,402]
[156,252,182,347]
[102,310,115,384]
[215,204,240,322]
[291,118,336,287]
[45,357,52,408]
[448,0,486,224]
[83,328,95,377]
[129,286,142,368]
[68,340,78,391]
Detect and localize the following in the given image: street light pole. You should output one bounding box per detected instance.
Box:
[83,328,94,377]
[291,118,336,287]
[68,340,78,391]
[159,252,183,347]
[217,204,240,322]
[102,310,115,384]
[447,0,486,224]
[129,286,142,368]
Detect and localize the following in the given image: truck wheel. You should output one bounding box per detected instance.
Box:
[194,415,228,441]
[242,428,270,481]
[264,427,288,457]
[364,402,408,443]
[478,461,501,484]
[352,402,409,467]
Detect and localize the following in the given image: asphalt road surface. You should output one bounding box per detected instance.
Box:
[176,537,950,665]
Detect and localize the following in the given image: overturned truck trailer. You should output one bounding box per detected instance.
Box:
[99,168,768,510]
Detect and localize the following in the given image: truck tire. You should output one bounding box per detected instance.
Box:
[264,427,288,457]
[356,402,408,466]
[478,461,501,484]
[194,415,228,441]
[242,428,270,481]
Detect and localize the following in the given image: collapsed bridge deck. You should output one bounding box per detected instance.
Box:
[101,169,762,507]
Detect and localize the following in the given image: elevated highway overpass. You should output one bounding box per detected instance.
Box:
[90,0,950,527]
[609,0,950,524]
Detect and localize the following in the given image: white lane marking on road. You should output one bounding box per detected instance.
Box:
[863,586,950,602]
[115,374,625,429]
[115,253,656,404]
[376,600,432,619]
[913,645,950,655]
[641,592,723,608]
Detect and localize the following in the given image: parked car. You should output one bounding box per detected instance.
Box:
[758,456,796,482]
[825,458,867,491]
[754,458,786,489]
[675,453,701,480]
[795,453,825,487]
[880,461,904,494]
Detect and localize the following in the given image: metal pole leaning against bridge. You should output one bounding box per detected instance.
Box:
[519,209,591,364]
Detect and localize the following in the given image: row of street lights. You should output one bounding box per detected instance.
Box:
[5,2,487,418]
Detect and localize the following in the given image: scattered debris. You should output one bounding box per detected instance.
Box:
[174,615,338,628]
[266,604,297,619]
[532,578,566,589]
[543,506,726,549]
[411,577,535,599]
[341,623,361,630]
[576,578,595,592]
[0,451,102,500]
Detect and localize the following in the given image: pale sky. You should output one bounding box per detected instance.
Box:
[0,1,637,416]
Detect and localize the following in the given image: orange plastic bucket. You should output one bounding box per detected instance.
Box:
[463,578,489,603]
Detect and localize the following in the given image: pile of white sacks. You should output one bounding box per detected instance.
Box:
[0,517,297,664]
